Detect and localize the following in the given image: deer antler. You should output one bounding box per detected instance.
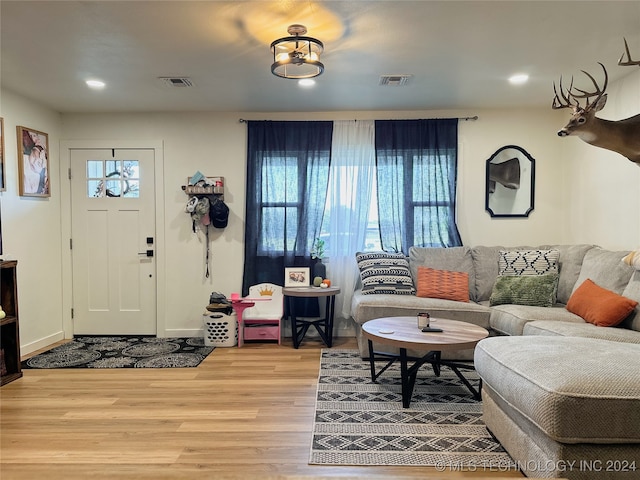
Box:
[567,62,608,110]
[552,75,577,110]
[618,37,640,67]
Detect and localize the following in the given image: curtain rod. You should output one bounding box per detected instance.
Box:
[238,116,478,123]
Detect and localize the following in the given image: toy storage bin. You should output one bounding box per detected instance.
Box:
[203,312,237,347]
[244,322,280,342]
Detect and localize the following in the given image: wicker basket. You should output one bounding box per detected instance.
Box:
[203,312,237,347]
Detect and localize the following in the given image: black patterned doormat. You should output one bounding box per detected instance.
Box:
[22,336,215,369]
[310,349,516,468]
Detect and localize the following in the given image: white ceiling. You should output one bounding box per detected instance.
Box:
[1,0,639,114]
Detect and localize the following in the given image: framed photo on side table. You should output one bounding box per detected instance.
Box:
[17,125,50,197]
[284,267,310,287]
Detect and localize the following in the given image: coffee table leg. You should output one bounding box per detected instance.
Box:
[367,339,376,381]
[399,348,417,408]
[366,341,398,383]
[432,351,441,377]
[446,363,482,400]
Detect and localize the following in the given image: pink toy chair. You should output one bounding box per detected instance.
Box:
[242,283,284,344]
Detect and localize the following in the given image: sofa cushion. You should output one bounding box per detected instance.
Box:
[572,248,633,295]
[498,249,559,276]
[489,304,583,336]
[471,245,506,302]
[523,320,640,343]
[408,246,474,298]
[356,251,415,295]
[470,245,550,302]
[489,273,559,307]
[350,289,490,328]
[416,267,469,302]
[566,278,638,327]
[475,336,640,443]
[540,244,595,305]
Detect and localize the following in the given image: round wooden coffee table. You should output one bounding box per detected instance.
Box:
[362,316,489,407]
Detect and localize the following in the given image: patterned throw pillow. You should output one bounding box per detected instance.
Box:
[356,251,415,295]
[498,249,560,276]
[416,267,469,302]
[490,273,559,307]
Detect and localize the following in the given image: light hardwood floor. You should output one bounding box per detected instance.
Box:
[1,336,524,480]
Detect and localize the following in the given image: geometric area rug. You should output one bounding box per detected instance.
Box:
[22,336,215,369]
[310,349,516,469]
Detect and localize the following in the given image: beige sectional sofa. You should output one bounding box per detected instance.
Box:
[351,244,639,357]
[351,244,640,479]
[475,248,640,479]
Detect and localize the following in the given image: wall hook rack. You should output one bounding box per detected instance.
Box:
[182,176,224,200]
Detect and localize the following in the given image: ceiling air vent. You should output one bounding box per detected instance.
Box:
[379,74,412,86]
[158,77,194,87]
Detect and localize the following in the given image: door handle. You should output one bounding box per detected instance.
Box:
[138,250,154,257]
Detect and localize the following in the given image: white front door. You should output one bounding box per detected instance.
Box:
[70,149,156,335]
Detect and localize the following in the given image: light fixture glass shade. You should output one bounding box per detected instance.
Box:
[271,25,324,79]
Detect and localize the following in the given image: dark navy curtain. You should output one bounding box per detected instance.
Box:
[374,119,462,253]
[243,121,333,297]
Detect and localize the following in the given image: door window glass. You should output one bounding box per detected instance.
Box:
[87,160,139,198]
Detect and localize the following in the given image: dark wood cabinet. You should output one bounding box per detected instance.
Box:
[1,260,22,386]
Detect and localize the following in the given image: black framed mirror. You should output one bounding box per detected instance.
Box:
[485,145,535,218]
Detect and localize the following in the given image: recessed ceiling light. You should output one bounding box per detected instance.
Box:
[86,79,106,89]
[509,74,529,85]
[298,79,316,87]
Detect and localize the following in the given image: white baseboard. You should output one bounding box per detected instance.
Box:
[161,328,203,338]
[21,331,66,357]
[163,320,355,340]
[162,329,354,339]
[18,325,354,358]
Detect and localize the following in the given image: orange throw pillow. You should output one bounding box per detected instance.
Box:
[566,279,638,327]
[416,267,469,302]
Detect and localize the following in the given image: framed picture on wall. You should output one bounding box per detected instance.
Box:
[17,125,50,197]
[284,267,310,287]
[0,117,5,191]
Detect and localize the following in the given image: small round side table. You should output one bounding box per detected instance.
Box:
[282,286,340,348]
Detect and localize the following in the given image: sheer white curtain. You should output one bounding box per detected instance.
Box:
[325,120,376,319]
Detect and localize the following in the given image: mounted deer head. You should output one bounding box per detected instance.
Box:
[553,39,640,165]
[618,37,640,67]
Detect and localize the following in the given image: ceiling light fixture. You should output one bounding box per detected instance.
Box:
[86,79,106,89]
[509,74,529,85]
[271,24,324,79]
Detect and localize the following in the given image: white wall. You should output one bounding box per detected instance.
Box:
[562,69,640,250]
[2,71,637,353]
[59,112,249,340]
[456,108,567,246]
[59,108,567,340]
[0,90,65,353]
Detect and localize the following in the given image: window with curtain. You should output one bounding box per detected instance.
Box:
[374,119,462,254]
[242,121,333,295]
[243,118,462,309]
[320,120,376,319]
